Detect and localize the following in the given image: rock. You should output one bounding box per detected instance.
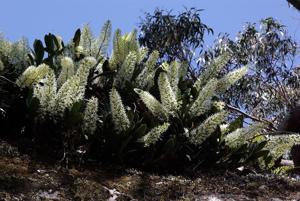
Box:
[74,178,110,201]
[270,198,283,201]
[258,185,268,191]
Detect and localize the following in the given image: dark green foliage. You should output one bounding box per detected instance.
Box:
[139,8,213,74]
[32,40,44,65]
[73,29,81,47]
[0,36,30,140]
[29,33,65,68]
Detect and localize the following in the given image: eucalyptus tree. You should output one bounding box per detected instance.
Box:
[139,8,213,79]
[202,18,298,125]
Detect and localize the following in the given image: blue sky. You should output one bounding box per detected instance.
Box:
[0,0,299,46]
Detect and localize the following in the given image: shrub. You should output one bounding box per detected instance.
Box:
[2,22,299,173]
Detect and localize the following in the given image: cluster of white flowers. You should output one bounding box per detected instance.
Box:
[55,57,96,114]
[109,88,130,133]
[79,21,112,59]
[0,34,29,71]
[33,68,57,114]
[109,29,149,76]
[16,64,53,88]
[110,29,139,69]
[217,66,248,93]
[55,75,85,114]
[189,78,218,118]
[57,57,74,88]
[194,52,231,91]
[137,47,148,64]
[96,20,112,58]
[190,111,227,145]
[135,50,159,89]
[83,97,99,135]
[224,122,266,149]
[166,61,181,96]
[141,123,170,147]
[75,57,97,85]
[134,88,169,121]
[158,72,178,114]
[17,56,97,119]
[80,25,98,56]
[115,52,137,86]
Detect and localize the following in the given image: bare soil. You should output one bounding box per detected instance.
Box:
[0,140,300,201]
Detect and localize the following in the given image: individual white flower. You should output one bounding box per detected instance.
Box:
[220,124,229,134]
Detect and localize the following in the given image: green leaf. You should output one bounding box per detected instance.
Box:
[246,150,270,163]
[228,115,244,132]
[73,28,81,47]
[44,33,57,54]
[118,134,134,158]
[253,141,268,152]
[53,36,62,52]
[134,124,147,138]
[33,39,44,65]
[161,137,176,155]
[102,59,110,72]
[127,110,134,123]
[27,96,40,115]
[64,101,84,127]
[28,53,35,65]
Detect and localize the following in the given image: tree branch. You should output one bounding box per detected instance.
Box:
[288,0,300,11]
[225,104,277,131]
